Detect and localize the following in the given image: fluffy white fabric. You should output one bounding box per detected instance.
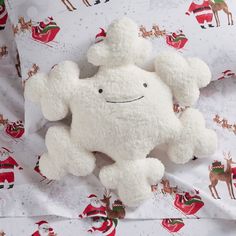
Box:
[25,17,217,207]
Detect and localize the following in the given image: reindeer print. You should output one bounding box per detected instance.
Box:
[13,17,32,35]
[0,231,5,236]
[100,189,126,219]
[209,0,233,27]
[209,152,236,199]
[139,25,166,38]
[0,46,8,58]
[27,64,39,79]
[61,0,77,11]
[213,114,236,135]
[173,104,187,114]
[160,179,178,196]
[0,115,8,126]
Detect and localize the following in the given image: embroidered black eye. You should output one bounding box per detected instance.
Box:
[98,89,103,93]
[143,83,148,88]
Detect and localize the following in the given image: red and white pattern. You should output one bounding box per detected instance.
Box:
[79,194,107,218]
[88,218,116,236]
[0,147,23,188]
[186,0,213,27]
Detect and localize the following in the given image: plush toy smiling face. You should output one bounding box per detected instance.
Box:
[70,64,175,161]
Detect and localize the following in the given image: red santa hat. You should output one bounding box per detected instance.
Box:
[95,28,106,43]
[36,220,49,226]
[88,194,97,199]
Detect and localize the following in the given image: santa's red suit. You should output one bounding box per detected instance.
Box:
[186,0,213,28]
[0,1,8,30]
[88,219,116,236]
[0,154,22,189]
[37,17,56,33]
[32,231,41,236]
[32,220,54,236]
[79,202,107,218]
[79,194,107,218]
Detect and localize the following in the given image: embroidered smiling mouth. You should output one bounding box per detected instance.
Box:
[106,96,144,104]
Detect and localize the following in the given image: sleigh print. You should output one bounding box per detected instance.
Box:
[161,218,185,233]
[31,17,60,44]
[165,31,188,50]
[174,192,204,215]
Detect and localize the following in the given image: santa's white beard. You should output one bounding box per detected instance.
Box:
[91,199,102,208]
[39,227,52,236]
[0,154,8,161]
[92,219,104,228]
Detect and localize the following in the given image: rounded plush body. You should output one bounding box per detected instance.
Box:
[25,18,217,206]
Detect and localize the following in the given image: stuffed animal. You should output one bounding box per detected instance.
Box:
[25,17,217,207]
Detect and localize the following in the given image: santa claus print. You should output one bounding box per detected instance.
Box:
[218,70,235,80]
[79,194,107,218]
[88,217,117,236]
[186,0,214,29]
[32,221,56,236]
[34,156,53,184]
[0,0,8,30]
[0,147,23,189]
[95,28,107,43]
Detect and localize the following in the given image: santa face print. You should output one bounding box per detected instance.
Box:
[0,150,8,161]
[92,217,104,228]
[38,224,53,236]
[90,198,102,208]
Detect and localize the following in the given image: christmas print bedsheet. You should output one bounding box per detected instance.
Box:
[1,68,236,236]
[1,1,236,236]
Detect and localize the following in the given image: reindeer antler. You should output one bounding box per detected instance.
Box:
[223,151,231,160]
[104,188,111,197]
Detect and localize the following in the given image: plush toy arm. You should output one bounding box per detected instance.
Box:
[146,158,165,185]
[24,61,80,121]
[99,164,120,189]
[155,52,211,106]
[167,108,217,164]
[39,125,96,180]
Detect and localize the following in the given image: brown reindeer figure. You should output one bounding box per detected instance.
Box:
[0,114,8,126]
[209,0,233,27]
[213,114,221,124]
[18,17,32,32]
[27,64,39,78]
[0,46,8,58]
[139,25,153,38]
[0,231,5,236]
[82,0,92,7]
[173,104,186,114]
[152,25,166,38]
[221,119,232,129]
[100,189,126,219]
[160,179,178,195]
[209,152,236,199]
[61,0,77,11]
[13,17,32,34]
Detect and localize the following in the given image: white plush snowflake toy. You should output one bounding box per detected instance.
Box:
[25,17,217,207]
